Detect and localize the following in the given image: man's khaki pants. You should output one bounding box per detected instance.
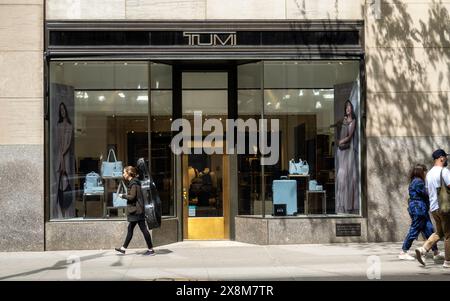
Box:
[424,210,450,261]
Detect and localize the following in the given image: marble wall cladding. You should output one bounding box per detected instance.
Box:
[268,218,368,244]
[365,1,450,48]
[0,145,44,251]
[235,217,368,245]
[45,0,370,20]
[366,92,450,137]
[46,0,125,19]
[126,0,206,20]
[286,0,365,20]
[0,98,43,145]
[45,218,178,250]
[206,0,285,20]
[0,4,43,51]
[366,136,450,242]
[366,47,450,94]
[235,217,269,245]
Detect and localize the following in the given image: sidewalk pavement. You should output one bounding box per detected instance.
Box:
[1,241,450,281]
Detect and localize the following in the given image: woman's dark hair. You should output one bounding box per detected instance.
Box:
[410,164,427,182]
[124,166,138,178]
[58,102,72,124]
[344,100,357,120]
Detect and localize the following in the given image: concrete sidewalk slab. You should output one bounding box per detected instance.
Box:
[1,241,450,281]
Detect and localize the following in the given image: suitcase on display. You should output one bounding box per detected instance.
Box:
[272,177,297,215]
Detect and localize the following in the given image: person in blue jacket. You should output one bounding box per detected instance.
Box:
[399,164,443,260]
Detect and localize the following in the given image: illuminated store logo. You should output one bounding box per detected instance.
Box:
[183,32,237,46]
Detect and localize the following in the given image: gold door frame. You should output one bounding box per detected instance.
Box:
[182,154,230,240]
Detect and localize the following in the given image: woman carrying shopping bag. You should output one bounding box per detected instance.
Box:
[115,166,155,256]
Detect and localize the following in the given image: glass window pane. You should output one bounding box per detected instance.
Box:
[182,72,228,89]
[237,62,266,216]
[49,61,149,220]
[264,60,360,216]
[151,63,172,89]
[150,63,174,216]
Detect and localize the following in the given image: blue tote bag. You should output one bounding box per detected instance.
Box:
[101,149,123,178]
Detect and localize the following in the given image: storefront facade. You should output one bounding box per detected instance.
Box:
[1,1,449,251]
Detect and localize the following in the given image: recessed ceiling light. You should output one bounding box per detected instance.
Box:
[137,95,148,102]
[98,95,105,102]
[315,101,322,109]
[118,92,125,98]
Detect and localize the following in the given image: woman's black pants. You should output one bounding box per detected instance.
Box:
[123,220,153,249]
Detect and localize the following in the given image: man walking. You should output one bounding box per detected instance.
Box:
[415,149,450,268]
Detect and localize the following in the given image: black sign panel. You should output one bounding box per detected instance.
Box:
[336,223,361,237]
[49,30,360,47]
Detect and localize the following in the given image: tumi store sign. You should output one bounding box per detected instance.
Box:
[45,21,363,58]
[183,32,237,46]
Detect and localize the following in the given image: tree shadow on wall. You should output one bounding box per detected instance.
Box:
[290,0,449,242]
[365,0,449,242]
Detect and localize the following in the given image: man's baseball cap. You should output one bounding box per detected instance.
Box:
[432,149,448,160]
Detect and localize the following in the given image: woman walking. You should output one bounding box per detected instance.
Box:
[399,164,442,260]
[115,166,155,256]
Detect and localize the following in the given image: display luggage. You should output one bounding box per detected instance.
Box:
[272,176,297,215]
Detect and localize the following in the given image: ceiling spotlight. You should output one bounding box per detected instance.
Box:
[98,95,105,102]
[298,90,303,96]
[137,95,148,102]
[315,100,323,109]
[118,92,125,98]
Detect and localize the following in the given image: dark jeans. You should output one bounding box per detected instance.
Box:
[402,200,438,252]
[123,220,153,249]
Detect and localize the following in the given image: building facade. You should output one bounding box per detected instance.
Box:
[0,0,449,251]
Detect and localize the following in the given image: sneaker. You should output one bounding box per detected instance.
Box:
[415,247,427,266]
[115,247,125,254]
[142,249,156,256]
[399,252,415,261]
[443,261,450,268]
[433,252,445,261]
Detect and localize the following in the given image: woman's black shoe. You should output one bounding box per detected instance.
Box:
[115,247,125,254]
[142,249,155,256]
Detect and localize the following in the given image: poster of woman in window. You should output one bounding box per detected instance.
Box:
[334,82,360,214]
[51,84,76,218]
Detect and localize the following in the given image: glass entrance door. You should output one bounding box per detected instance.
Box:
[181,71,229,239]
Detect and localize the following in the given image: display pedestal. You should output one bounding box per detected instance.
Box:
[82,191,105,218]
[287,174,309,214]
[306,191,326,214]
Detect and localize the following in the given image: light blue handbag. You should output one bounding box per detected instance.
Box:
[101,149,123,178]
[112,181,127,207]
[289,159,309,175]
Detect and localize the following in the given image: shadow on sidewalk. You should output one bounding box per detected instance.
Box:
[0,252,108,280]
